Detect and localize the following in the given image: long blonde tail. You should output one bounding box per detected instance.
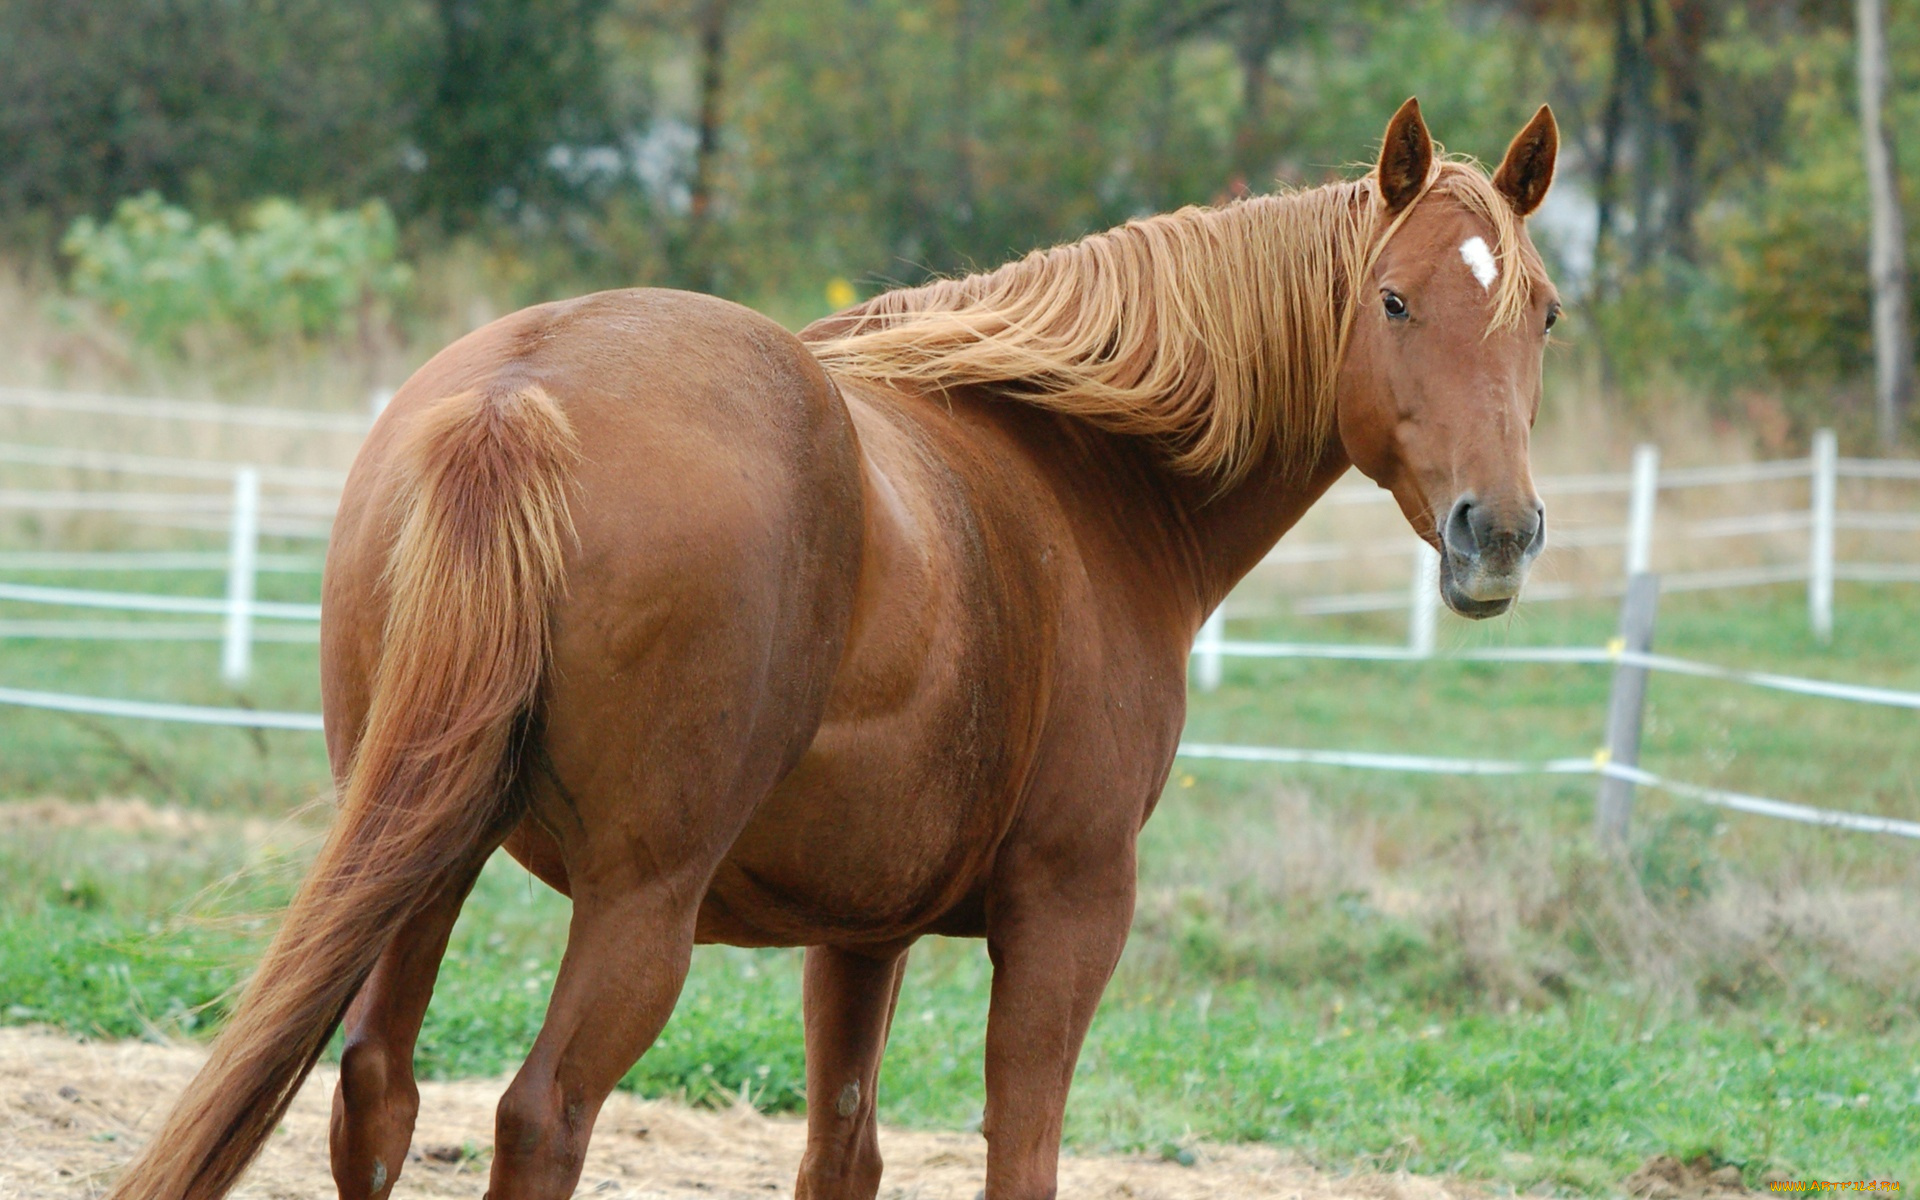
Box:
[106,385,578,1200]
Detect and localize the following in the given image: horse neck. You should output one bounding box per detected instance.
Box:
[1135,429,1355,626]
[1069,199,1368,627]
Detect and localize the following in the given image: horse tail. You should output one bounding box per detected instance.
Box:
[107,384,579,1200]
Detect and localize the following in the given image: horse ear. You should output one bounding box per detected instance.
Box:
[1376,97,1433,215]
[1493,105,1558,217]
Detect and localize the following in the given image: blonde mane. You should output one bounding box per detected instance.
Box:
[807,160,1539,487]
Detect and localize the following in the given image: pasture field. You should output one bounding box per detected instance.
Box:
[1,576,1917,1194]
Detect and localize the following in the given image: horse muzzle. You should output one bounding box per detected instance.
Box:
[1438,493,1545,618]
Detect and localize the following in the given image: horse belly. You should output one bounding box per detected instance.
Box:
[696,701,1017,946]
[691,383,1054,947]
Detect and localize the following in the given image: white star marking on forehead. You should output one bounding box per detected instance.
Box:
[1459,236,1498,290]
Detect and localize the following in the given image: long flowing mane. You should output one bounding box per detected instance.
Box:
[806,161,1537,487]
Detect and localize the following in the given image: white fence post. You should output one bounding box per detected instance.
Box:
[222,466,261,685]
[1625,443,1660,578]
[1195,608,1225,691]
[1409,543,1440,657]
[1810,428,1837,643]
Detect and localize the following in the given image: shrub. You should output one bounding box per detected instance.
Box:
[61,193,411,349]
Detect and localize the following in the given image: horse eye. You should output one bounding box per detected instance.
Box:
[1382,291,1409,321]
[1545,302,1561,333]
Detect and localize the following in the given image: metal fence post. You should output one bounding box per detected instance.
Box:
[1195,608,1225,691]
[1809,429,1837,643]
[1625,443,1660,578]
[1595,571,1660,849]
[222,466,261,685]
[1408,543,1440,657]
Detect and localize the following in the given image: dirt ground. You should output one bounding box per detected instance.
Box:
[0,1026,1485,1200]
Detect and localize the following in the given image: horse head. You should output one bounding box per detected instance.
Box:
[1336,98,1561,618]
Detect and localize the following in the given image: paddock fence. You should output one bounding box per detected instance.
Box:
[0,387,1916,843]
[1178,429,1920,844]
[1179,572,1920,845]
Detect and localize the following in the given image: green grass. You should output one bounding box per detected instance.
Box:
[0,560,329,807]
[2,582,1919,1191]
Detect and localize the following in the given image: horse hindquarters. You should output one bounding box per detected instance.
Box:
[398,300,861,1197]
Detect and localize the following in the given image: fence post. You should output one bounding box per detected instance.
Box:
[1594,571,1660,849]
[1809,428,1837,643]
[1625,443,1660,578]
[1408,543,1440,657]
[1195,608,1225,691]
[222,466,261,685]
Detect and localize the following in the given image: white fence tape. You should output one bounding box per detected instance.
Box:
[0,580,320,621]
[0,440,345,489]
[130,512,334,541]
[1175,742,1920,841]
[1601,763,1920,839]
[0,386,370,434]
[0,489,339,518]
[0,489,233,514]
[0,551,323,573]
[0,685,325,731]
[0,620,318,642]
[1201,638,1920,710]
[1839,458,1920,481]
[1619,649,1920,709]
[1838,562,1920,584]
[1177,741,1596,777]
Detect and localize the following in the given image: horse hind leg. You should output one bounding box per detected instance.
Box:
[328,855,489,1200]
[795,943,910,1200]
[485,870,711,1199]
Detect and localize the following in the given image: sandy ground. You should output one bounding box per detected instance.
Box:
[0,1026,1487,1200]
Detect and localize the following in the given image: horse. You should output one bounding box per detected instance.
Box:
[107,97,1558,1200]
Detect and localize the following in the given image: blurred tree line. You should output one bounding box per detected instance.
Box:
[0,0,1913,429]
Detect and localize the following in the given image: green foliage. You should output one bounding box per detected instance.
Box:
[7,0,1919,412]
[1706,26,1873,388]
[62,194,411,348]
[1634,806,1723,908]
[1585,7,1920,417]
[406,0,617,224]
[0,0,421,236]
[1587,261,1749,395]
[715,0,1542,306]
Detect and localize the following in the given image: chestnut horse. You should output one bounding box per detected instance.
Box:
[109,98,1558,1200]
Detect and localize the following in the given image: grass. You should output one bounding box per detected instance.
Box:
[0,560,329,809]
[2,583,1919,1192]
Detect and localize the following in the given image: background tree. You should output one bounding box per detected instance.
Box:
[0,0,419,243]
[1857,0,1914,444]
[0,0,1913,441]
[406,0,619,225]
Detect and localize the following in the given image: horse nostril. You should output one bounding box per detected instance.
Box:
[1527,504,1547,557]
[1444,496,1478,557]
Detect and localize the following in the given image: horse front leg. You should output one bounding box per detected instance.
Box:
[980,839,1136,1200]
[329,857,487,1200]
[795,942,910,1200]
